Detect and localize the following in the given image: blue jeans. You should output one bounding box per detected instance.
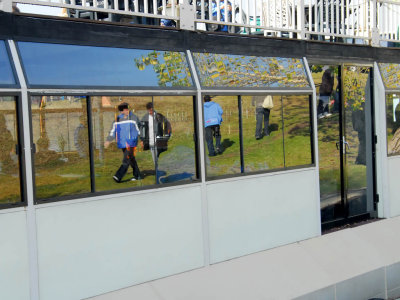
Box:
[205,125,221,156]
[255,107,270,138]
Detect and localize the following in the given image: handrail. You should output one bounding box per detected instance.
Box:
[4,0,400,46]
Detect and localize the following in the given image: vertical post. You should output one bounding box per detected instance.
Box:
[0,0,12,12]
[371,0,380,47]
[297,0,306,39]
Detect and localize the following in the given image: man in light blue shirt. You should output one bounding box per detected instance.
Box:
[203,95,223,156]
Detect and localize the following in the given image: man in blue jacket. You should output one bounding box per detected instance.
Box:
[105,102,141,182]
[204,95,223,156]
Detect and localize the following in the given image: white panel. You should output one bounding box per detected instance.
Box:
[388,157,400,217]
[0,211,30,300]
[207,169,320,263]
[36,186,204,300]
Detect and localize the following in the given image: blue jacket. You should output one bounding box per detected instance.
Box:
[109,112,140,149]
[204,102,223,127]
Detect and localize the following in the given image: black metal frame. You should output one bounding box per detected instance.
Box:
[0,92,27,209]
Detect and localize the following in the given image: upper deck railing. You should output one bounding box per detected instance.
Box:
[1,0,399,47]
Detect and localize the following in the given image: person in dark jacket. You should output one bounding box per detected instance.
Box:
[140,102,172,163]
[105,102,141,182]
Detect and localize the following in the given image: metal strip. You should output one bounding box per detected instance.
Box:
[186,50,210,267]
[8,39,40,300]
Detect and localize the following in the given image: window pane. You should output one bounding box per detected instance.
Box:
[31,96,91,199]
[153,96,197,183]
[0,41,16,86]
[93,96,197,189]
[204,96,241,177]
[241,95,284,172]
[283,95,313,167]
[0,97,21,204]
[193,53,310,88]
[18,42,193,88]
[92,96,154,191]
[387,93,400,155]
[379,63,400,89]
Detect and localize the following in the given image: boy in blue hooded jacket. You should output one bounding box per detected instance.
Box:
[105,102,141,182]
[203,95,223,156]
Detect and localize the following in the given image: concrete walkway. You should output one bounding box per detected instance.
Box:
[88,216,400,300]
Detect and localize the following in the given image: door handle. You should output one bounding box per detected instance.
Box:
[343,141,350,150]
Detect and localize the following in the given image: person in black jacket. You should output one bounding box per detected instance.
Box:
[140,102,172,163]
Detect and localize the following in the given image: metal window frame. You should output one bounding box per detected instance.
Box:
[0,91,27,209]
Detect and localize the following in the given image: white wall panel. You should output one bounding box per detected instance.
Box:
[35,186,204,300]
[0,211,30,300]
[388,157,400,217]
[207,169,320,263]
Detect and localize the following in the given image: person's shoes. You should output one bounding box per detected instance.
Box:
[325,113,332,117]
[255,136,262,140]
[113,175,120,183]
[215,147,222,154]
[264,132,270,137]
[130,177,137,181]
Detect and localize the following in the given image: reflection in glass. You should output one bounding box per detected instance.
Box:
[205,96,241,177]
[154,96,197,184]
[0,97,21,204]
[386,93,400,155]
[92,96,154,190]
[31,96,91,199]
[379,63,400,89]
[311,65,342,222]
[0,41,16,86]
[193,53,310,88]
[241,95,284,172]
[283,95,313,167]
[92,96,197,190]
[18,42,193,87]
[343,65,370,217]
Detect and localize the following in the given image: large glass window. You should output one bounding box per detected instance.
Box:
[387,93,400,156]
[379,63,400,89]
[0,96,22,205]
[203,94,313,179]
[0,41,16,86]
[92,95,197,190]
[193,53,310,88]
[18,42,193,88]
[31,96,91,200]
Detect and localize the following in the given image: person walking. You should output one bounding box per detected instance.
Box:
[203,95,223,156]
[105,102,141,182]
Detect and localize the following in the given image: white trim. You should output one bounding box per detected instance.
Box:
[26,89,197,94]
[303,56,322,236]
[198,89,313,94]
[0,206,27,214]
[8,39,40,300]
[187,50,210,267]
[205,166,317,186]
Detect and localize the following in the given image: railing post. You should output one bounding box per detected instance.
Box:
[297,0,306,39]
[371,0,380,47]
[179,0,196,30]
[0,0,13,12]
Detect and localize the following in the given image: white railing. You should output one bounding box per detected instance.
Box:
[3,0,400,46]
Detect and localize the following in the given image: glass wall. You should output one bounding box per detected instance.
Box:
[31,96,91,200]
[0,41,16,86]
[0,96,21,205]
[92,95,197,191]
[387,93,400,155]
[204,94,313,179]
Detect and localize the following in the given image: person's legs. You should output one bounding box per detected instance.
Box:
[127,147,141,179]
[214,125,222,153]
[255,107,264,138]
[263,108,270,136]
[114,148,129,182]
[205,126,216,156]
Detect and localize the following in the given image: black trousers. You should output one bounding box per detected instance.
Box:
[114,148,141,180]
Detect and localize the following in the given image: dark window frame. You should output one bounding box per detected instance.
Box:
[0,92,27,209]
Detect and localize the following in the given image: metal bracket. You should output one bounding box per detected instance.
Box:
[179,0,195,31]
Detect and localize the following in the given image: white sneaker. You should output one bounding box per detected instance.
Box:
[113,176,120,183]
[130,178,137,181]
